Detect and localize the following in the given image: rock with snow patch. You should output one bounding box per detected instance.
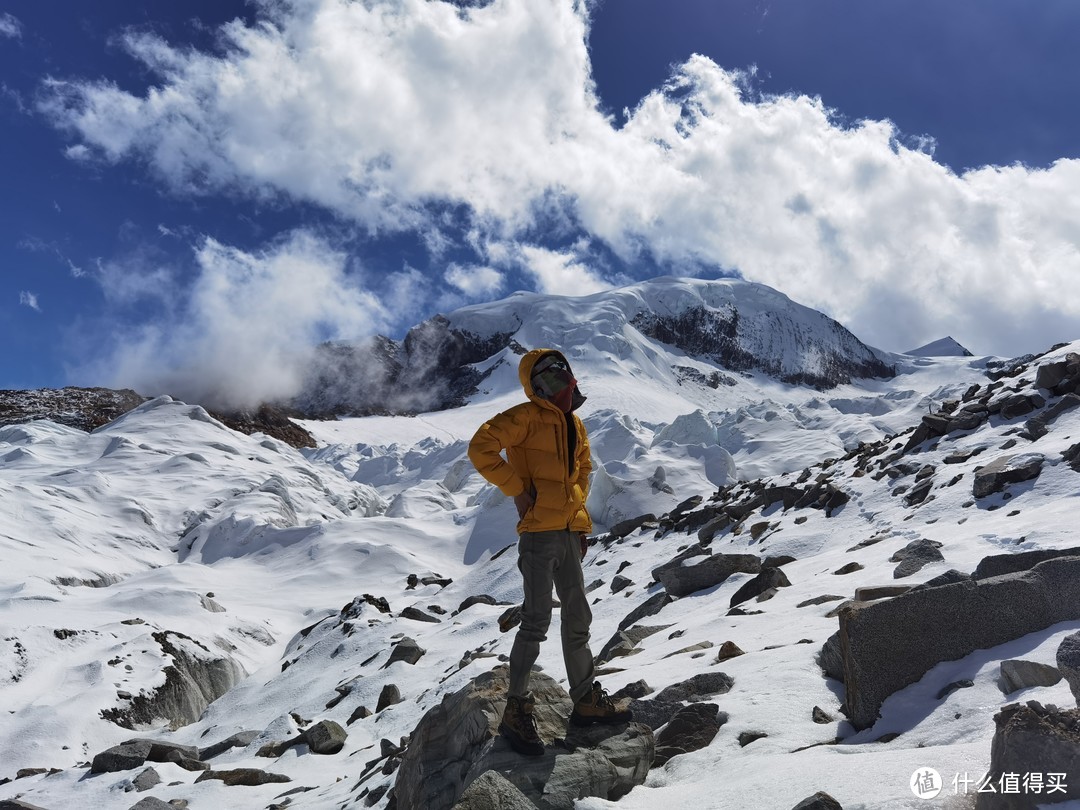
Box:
[729,567,791,608]
[195,767,291,786]
[973,546,1080,580]
[889,539,944,578]
[198,730,259,760]
[653,703,726,766]
[100,630,244,731]
[652,548,761,598]
[377,684,403,712]
[838,555,1080,730]
[302,719,348,754]
[383,637,427,668]
[91,740,153,774]
[455,595,498,614]
[999,660,1062,694]
[394,667,653,810]
[130,766,161,792]
[400,606,441,623]
[451,770,535,810]
[1057,632,1080,707]
[972,453,1045,498]
[608,514,657,540]
[791,792,844,810]
[610,575,632,594]
[597,624,671,664]
[617,592,673,631]
[127,798,175,810]
[976,702,1080,809]
[653,672,734,704]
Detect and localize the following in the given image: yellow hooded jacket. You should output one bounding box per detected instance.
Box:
[468,348,593,535]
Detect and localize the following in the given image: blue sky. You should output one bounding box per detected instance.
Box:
[2,0,1079,403]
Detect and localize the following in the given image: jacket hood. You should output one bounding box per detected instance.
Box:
[518,348,573,402]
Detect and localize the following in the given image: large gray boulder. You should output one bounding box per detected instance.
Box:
[890,539,944,579]
[394,667,653,810]
[303,719,348,754]
[972,454,1044,499]
[1057,632,1080,707]
[976,702,1080,809]
[729,567,791,608]
[91,741,153,774]
[652,548,761,598]
[999,660,1062,694]
[838,556,1080,730]
[974,547,1080,580]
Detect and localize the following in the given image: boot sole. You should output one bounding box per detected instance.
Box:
[499,723,545,756]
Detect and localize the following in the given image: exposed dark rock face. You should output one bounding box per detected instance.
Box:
[0,387,147,432]
[629,306,895,390]
[207,404,315,449]
[293,318,514,417]
[889,539,944,579]
[977,702,1080,809]
[99,631,244,731]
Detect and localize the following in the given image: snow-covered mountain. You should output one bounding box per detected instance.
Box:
[293,277,896,417]
[2,277,1079,810]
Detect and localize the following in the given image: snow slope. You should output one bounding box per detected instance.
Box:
[2,280,1078,810]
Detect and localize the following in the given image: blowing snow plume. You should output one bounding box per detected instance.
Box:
[95,231,390,410]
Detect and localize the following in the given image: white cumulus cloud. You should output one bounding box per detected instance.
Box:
[40,0,1080,357]
[445,263,504,297]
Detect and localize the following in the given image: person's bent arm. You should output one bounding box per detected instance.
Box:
[468,410,529,498]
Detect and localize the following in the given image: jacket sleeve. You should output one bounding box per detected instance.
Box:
[574,418,592,497]
[468,409,529,497]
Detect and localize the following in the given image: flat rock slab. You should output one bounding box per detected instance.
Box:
[972,454,1044,498]
[999,659,1062,694]
[652,549,761,598]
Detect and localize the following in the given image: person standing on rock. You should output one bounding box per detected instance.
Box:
[469,348,632,756]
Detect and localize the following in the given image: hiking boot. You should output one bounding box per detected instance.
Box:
[570,681,633,726]
[500,694,545,756]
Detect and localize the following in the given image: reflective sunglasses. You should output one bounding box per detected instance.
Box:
[532,356,573,396]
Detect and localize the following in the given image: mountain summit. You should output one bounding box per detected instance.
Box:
[294,277,896,417]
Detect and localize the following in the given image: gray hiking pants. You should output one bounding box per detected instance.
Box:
[508,529,596,705]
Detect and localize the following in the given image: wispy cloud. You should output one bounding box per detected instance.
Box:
[445,263,504,297]
[38,0,1080,356]
[19,291,41,312]
[0,13,22,39]
[82,230,391,409]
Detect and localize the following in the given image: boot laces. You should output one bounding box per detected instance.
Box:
[518,698,541,741]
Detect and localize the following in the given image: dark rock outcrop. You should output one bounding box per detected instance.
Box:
[792,792,844,810]
[976,702,1080,809]
[889,539,944,579]
[652,703,725,766]
[1058,632,1080,707]
[0,387,147,432]
[729,567,791,608]
[99,631,244,730]
[972,454,1044,498]
[629,305,894,389]
[195,767,291,785]
[652,549,761,598]
[394,667,653,810]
